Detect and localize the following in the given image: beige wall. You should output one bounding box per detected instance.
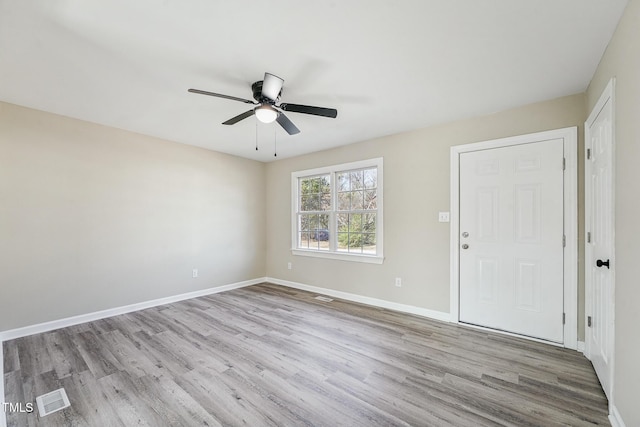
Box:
[0,102,266,331]
[266,94,585,327]
[0,92,589,349]
[587,0,640,424]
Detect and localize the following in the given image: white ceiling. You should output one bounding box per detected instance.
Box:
[0,1,628,162]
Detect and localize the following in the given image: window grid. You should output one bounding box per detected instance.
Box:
[297,173,331,251]
[335,167,377,254]
[293,159,382,262]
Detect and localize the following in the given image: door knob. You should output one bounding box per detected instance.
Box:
[596,259,610,269]
[461,244,469,250]
[462,232,469,238]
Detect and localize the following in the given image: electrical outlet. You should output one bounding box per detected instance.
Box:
[287,262,292,270]
[395,277,402,287]
[192,269,198,278]
[438,212,450,222]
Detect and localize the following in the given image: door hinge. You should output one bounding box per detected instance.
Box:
[562,157,566,170]
[587,231,591,243]
[563,235,566,247]
[588,316,592,327]
[587,148,591,160]
[563,313,566,325]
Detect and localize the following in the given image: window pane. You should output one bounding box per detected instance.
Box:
[349,214,362,233]
[299,177,312,195]
[300,195,311,212]
[363,213,376,234]
[363,234,376,254]
[338,192,350,210]
[338,172,350,191]
[314,229,330,250]
[310,237,320,250]
[348,241,363,254]
[312,213,319,231]
[364,190,377,209]
[350,190,363,210]
[350,170,364,190]
[299,175,330,212]
[337,232,349,252]
[318,214,329,229]
[321,176,331,193]
[299,232,311,249]
[363,232,376,246]
[364,168,377,189]
[307,213,326,250]
[321,193,331,210]
[300,214,310,232]
[337,213,349,230]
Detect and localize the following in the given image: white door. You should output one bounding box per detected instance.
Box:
[459,140,565,342]
[585,79,615,400]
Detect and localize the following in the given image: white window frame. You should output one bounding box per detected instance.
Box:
[291,157,384,264]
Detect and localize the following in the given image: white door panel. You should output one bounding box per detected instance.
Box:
[459,140,564,342]
[586,80,614,399]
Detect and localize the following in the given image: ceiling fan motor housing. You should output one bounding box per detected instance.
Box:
[252,81,280,104]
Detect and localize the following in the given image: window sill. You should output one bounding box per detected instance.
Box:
[291,249,384,264]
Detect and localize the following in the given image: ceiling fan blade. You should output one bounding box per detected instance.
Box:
[261,73,284,101]
[188,88,256,105]
[279,103,338,118]
[276,113,300,135]
[222,109,255,125]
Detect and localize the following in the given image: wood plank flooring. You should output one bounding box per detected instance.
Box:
[3,283,609,426]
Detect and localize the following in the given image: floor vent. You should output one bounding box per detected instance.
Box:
[36,388,70,417]
[315,296,333,302]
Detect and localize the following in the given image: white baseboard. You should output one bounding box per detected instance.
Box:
[577,340,585,353]
[266,277,451,323]
[0,277,265,342]
[0,277,265,427]
[609,404,626,427]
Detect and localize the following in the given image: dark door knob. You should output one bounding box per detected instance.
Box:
[596,259,610,269]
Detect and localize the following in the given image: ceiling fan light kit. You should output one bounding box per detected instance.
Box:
[188,72,338,137]
[255,104,278,123]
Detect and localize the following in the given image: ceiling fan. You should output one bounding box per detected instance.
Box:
[188,72,337,135]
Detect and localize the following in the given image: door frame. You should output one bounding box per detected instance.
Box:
[584,78,615,401]
[450,127,578,349]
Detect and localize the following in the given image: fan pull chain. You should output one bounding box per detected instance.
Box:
[274,128,277,157]
[255,119,259,151]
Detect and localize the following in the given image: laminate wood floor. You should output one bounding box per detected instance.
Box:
[3,283,609,426]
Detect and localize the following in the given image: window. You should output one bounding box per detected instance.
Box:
[292,158,383,263]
